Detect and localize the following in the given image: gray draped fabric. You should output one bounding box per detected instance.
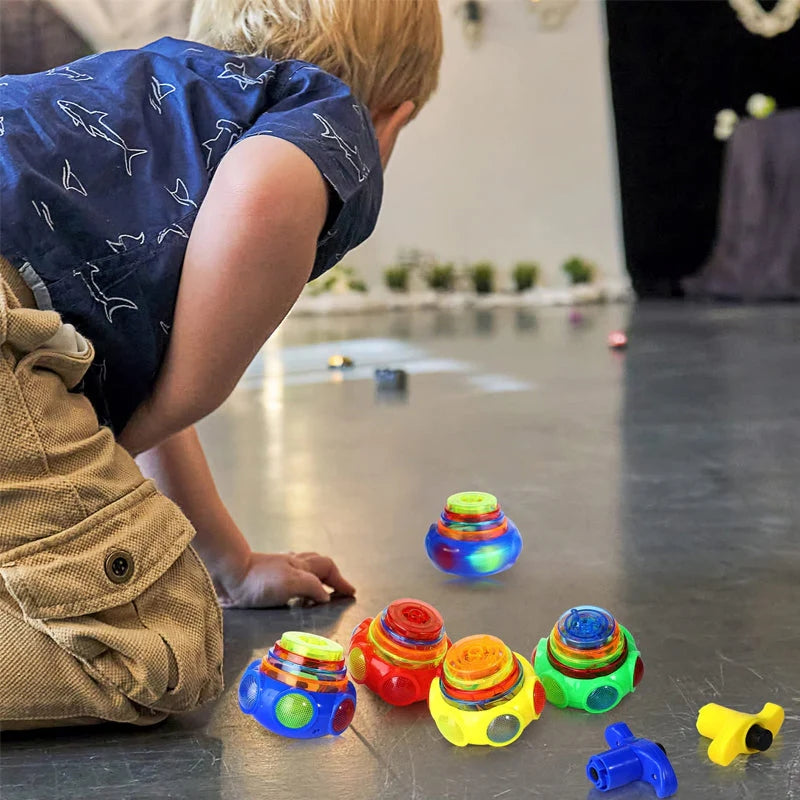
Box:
[0,0,90,75]
[684,110,800,301]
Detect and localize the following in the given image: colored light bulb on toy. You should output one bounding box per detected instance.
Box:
[347,598,450,706]
[425,492,522,577]
[429,634,545,747]
[586,722,678,798]
[696,702,784,766]
[238,631,356,738]
[532,605,643,713]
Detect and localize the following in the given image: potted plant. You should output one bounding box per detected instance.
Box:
[561,256,595,285]
[512,261,540,292]
[425,262,456,292]
[384,264,410,292]
[469,261,495,294]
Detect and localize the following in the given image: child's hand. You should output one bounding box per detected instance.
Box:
[214,551,356,609]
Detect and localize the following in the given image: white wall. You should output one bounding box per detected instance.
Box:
[349,0,625,288]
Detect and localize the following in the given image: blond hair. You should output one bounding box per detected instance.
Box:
[189,0,443,115]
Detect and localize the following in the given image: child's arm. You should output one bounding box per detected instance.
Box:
[118,135,356,606]
[118,135,328,456]
[137,426,355,606]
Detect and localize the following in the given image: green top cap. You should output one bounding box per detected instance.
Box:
[446,492,499,515]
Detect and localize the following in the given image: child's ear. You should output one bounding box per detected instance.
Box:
[372,101,416,168]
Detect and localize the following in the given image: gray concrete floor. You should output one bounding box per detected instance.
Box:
[2,303,799,799]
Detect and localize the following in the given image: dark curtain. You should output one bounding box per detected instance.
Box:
[605,0,800,298]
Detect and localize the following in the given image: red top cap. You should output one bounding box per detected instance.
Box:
[384,598,444,642]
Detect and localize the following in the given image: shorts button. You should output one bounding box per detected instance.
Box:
[105,551,134,584]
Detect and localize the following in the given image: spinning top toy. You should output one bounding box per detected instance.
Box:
[429,634,545,747]
[586,722,678,798]
[608,331,628,350]
[697,702,784,766]
[328,354,353,369]
[347,598,450,706]
[238,632,356,739]
[425,492,522,577]
[568,307,584,325]
[374,367,408,391]
[532,605,643,713]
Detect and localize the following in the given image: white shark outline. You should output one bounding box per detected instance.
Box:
[313,113,370,182]
[157,223,189,244]
[149,77,176,114]
[202,119,243,169]
[106,232,145,253]
[62,158,87,195]
[57,100,148,177]
[47,65,93,82]
[32,200,55,231]
[217,61,275,91]
[166,179,197,209]
[73,264,138,323]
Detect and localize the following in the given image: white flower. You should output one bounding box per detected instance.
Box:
[714,109,739,141]
[746,93,776,119]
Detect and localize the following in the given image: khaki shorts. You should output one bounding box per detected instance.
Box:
[0,258,223,729]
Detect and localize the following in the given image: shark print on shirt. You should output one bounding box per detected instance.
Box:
[166,178,197,208]
[62,158,87,195]
[313,113,370,182]
[32,200,55,231]
[149,77,176,114]
[157,223,189,243]
[202,119,243,169]
[106,233,145,253]
[57,100,148,176]
[47,65,93,82]
[73,264,138,323]
[217,61,275,91]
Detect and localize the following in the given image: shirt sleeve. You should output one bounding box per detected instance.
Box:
[239,61,384,280]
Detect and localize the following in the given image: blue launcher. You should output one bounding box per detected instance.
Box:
[586,722,678,798]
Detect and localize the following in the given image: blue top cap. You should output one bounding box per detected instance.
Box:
[557,606,616,650]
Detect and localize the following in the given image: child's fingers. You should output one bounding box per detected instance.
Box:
[286,568,330,605]
[294,553,356,596]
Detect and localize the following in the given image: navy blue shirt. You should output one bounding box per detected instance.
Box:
[0,37,382,432]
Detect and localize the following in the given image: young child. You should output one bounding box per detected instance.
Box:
[0,0,442,728]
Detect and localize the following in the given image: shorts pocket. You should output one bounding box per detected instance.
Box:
[0,481,223,712]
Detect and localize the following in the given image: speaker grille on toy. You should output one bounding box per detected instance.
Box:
[239,673,260,712]
[382,675,417,706]
[275,693,314,729]
[541,675,567,707]
[487,714,521,744]
[586,685,619,712]
[347,647,367,682]
[331,697,356,734]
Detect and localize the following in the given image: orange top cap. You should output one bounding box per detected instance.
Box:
[443,635,514,690]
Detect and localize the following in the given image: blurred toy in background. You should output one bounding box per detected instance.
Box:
[374,367,407,392]
[608,330,628,349]
[328,354,354,369]
[239,632,356,739]
[568,307,584,325]
[348,598,449,705]
[533,605,643,713]
[429,634,545,747]
[425,492,522,577]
